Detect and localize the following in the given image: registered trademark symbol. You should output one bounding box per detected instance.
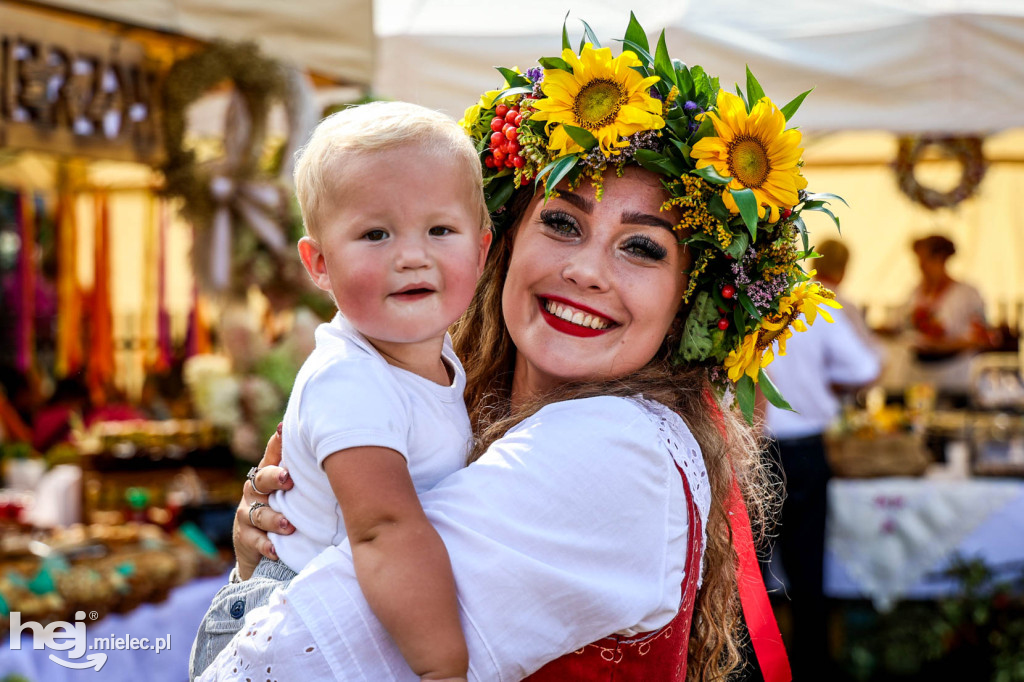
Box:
[89,611,99,620]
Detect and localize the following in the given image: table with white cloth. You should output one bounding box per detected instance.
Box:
[824,477,1024,611]
[0,571,229,681]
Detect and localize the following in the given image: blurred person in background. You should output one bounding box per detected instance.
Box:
[31,373,90,452]
[763,240,880,679]
[904,235,990,400]
[0,365,34,443]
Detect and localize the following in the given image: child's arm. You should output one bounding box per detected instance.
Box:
[324,446,468,681]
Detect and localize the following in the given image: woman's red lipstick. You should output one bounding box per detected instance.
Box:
[537,296,616,338]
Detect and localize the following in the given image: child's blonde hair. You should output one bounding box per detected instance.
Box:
[293,101,490,238]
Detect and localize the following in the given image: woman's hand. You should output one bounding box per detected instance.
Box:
[233,427,295,579]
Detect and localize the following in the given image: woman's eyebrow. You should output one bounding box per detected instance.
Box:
[555,191,593,213]
[622,210,675,231]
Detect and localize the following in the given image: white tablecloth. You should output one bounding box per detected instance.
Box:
[1,571,229,681]
[824,477,1024,610]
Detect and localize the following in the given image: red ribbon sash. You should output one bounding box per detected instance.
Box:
[727,476,792,682]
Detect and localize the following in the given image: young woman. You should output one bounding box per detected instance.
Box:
[198,17,841,680]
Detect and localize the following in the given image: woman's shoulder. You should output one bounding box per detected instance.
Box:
[509,396,704,476]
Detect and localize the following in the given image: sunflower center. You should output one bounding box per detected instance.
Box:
[727,135,771,188]
[573,79,625,130]
[756,312,794,350]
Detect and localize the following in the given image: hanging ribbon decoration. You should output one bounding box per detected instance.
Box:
[86,193,115,402]
[56,191,83,377]
[156,199,173,370]
[15,192,35,375]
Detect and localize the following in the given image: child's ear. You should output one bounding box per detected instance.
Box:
[298,236,332,292]
[477,229,493,275]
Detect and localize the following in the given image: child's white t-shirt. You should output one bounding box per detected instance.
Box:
[272,313,473,573]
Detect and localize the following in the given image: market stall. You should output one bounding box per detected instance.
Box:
[0,2,372,672]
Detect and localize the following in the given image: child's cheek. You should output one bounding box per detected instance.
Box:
[334,264,386,324]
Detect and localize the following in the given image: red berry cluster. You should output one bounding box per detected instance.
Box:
[717,284,737,330]
[484,103,527,172]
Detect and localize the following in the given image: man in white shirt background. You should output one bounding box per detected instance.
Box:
[763,240,881,679]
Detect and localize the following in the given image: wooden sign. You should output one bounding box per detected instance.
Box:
[0,5,163,164]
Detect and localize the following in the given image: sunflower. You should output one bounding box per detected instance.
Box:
[531,44,664,157]
[690,90,807,223]
[779,279,842,329]
[723,317,795,383]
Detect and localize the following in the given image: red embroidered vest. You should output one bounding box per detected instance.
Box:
[524,462,702,681]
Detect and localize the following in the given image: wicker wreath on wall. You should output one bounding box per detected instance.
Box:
[161,41,319,300]
[895,135,987,210]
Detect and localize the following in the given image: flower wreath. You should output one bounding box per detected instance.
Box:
[895,135,986,210]
[460,14,845,421]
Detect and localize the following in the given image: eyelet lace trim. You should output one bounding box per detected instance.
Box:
[628,397,711,586]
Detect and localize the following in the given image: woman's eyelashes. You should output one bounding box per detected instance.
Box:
[539,209,580,236]
[622,235,668,261]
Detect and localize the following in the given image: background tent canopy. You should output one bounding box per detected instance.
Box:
[26,0,374,86]
[375,0,1024,134]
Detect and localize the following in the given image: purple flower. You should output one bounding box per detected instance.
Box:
[649,87,665,102]
[526,67,544,84]
[683,100,700,114]
[746,273,788,313]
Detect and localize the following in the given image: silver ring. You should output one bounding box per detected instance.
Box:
[248,501,268,527]
[247,466,270,496]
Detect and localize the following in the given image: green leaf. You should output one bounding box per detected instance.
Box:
[635,149,684,177]
[540,155,579,195]
[680,291,718,361]
[669,138,691,158]
[730,187,759,238]
[624,11,650,55]
[563,124,599,151]
[800,200,829,211]
[780,88,813,121]
[758,368,793,411]
[562,12,571,52]
[683,232,718,247]
[732,301,746,334]
[803,191,849,207]
[494,86,535,101]
[793,215,810,254]
[735,84,749,112]
[707,194,731,222]
[580,19,601,49]
[620,39,656,69]
[745,66,766,106]
[665,116,691,140]
[736,375,756,425]
[691,65,711,101]
[673,59,695,100]
[538,56,572,72]
[737,290,762,321]
[654,31,677,88]
[485,178,515,213]
[495,67,530,88]
[724,229,749,260]
[820,206,842,235]
[691,165,731,185]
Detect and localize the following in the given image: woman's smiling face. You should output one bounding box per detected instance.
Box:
[502,166,691,401]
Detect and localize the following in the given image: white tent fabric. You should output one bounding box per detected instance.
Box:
[33,0,374,86]
[375,0,1024,134]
